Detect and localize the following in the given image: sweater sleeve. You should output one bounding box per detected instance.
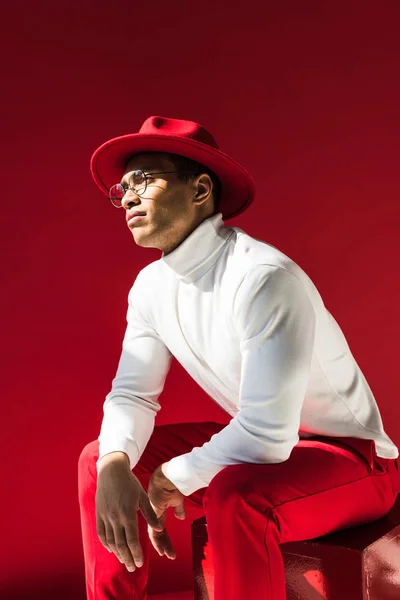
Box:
[164,265,316,495]
[96,275,173,472]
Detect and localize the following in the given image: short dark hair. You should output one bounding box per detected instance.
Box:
[165,152,222,214]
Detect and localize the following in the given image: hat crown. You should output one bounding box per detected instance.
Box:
[90,115,255,219]
[139,116,219,150]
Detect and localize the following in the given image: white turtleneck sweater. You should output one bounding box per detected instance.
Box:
[97,212,398,495]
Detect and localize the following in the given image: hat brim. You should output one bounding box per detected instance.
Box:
[90,133,255,220]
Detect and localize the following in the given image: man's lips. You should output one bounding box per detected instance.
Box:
[126,211,146,224]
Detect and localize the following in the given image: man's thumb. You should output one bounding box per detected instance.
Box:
[173,504,186,520]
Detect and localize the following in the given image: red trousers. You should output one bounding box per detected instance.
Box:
[78,421,399,600]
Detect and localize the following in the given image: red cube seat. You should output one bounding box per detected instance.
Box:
[192,494,400,599]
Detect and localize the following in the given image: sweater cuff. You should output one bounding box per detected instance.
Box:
[164,454,209,496]
[96,438,140,473]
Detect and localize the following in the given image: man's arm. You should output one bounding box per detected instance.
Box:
[164,265,316,495]
[97,276,173,473]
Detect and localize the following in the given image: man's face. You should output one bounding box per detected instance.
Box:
[120,152,212,255]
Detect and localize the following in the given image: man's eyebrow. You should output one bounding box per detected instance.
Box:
[120,167,159,184]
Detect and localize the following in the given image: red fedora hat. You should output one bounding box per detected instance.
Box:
[90,115,256,220]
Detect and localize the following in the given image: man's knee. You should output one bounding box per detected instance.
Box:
[78,439,99,469]
[203,464,277,516]
[78,440,99,502]
[203,465,253,512]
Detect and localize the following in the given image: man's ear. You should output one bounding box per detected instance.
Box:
[194,174,212,204]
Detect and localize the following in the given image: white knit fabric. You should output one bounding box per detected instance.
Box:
[97,213,398,495]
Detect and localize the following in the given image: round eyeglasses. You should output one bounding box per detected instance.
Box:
[108,169,198,208]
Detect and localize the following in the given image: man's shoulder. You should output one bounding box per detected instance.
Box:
[134,258,164,284]
[223,228,319,303]
[228,228,296,276]
[127,259,165,303]
[228,229,321,311]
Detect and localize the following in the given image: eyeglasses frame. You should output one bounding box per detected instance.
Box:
[108,169,201,207]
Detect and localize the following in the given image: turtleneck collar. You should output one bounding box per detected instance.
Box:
[160,212,233,283]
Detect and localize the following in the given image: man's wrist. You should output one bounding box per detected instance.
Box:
[153,462,176,490]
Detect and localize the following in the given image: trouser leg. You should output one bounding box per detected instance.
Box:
[202,436,398,600]
[78,421,223,600]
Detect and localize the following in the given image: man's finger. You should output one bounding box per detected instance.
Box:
[173,502,186,520]
[124,520,144,569]
[157,528,176,560]
[113,522,140,570]
[147,525,166,556]
[139,493,164,531]
[96,516,112,553]
[104,521,122,561]
[148,525,176,560]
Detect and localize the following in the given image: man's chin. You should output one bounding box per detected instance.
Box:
[131,229,158,249]
[131,231,147,246]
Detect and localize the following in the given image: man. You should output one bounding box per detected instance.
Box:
[78,116,399,600]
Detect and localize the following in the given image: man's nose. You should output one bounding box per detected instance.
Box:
[121,189,141,210]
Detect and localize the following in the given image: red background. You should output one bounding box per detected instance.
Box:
[1,2,399,598]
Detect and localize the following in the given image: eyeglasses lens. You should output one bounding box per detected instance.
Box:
[130,171,147,196]
[108,171,147,207]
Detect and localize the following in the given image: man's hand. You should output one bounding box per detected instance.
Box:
[95,452,164,572]
[147,462,186,559]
